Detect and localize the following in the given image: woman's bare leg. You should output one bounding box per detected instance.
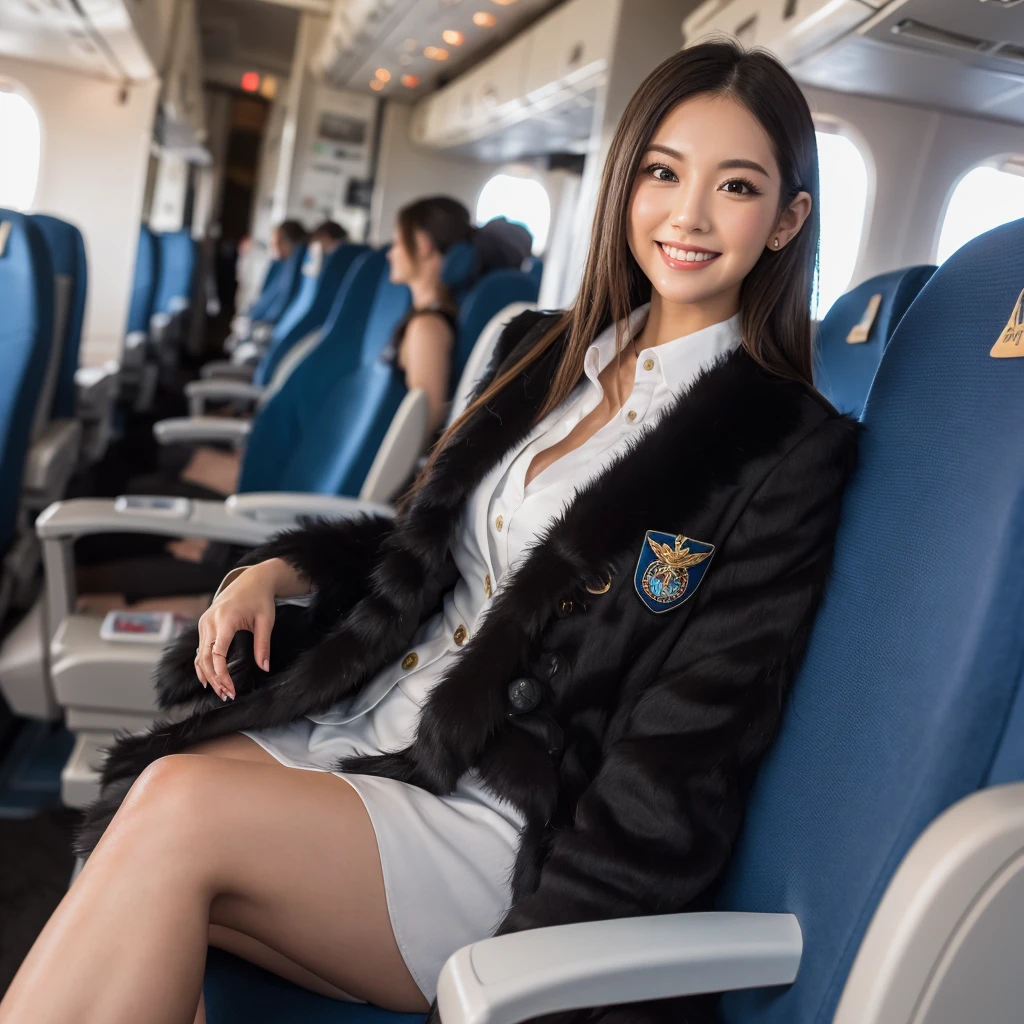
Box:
[0,749,428,1024]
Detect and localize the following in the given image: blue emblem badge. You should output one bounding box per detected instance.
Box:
[634,531,715,614]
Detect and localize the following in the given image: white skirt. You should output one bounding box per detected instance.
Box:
[242,681,524,1002]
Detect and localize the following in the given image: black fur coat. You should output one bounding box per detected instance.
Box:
[81,310,858,1022]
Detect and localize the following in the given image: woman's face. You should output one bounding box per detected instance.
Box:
[627,93,809,312]
[387,225,437,284]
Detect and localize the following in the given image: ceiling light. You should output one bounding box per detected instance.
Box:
[401,74,420,88]
[375,68,391,81]
[490,0,520,4]
[370,79,385,91]
[240,71,260,92]
[473,11,497,26]
[424,46,450,60]
[442,29,465,45]
[402,37,418,52]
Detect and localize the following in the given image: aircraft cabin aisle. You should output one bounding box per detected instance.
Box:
[0,0,1023,1021]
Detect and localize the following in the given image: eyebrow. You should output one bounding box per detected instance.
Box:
[645,144,771,178]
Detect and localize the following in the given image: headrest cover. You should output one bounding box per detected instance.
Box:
[441,242,476,292]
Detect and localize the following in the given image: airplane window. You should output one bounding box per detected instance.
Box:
[936,163,1024,264]
[475,173,550,254]
[0,82,41,211]
[815,129,869,318]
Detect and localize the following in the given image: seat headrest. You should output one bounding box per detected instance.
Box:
[441,241,476,294]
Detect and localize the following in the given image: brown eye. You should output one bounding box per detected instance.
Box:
[644,163,677,183]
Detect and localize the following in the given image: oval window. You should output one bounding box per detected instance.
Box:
[936,163,1024,264]
[475,173,551,254]
[0,81,41,211]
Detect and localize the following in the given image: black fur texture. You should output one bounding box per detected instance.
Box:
[78,310,858,1023]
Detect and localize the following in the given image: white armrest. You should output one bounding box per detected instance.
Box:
[152,416,251,448]
[200,360,256,381]
[22,418,83,507]
[224,492,395,525]
[75,361,119,400]
[185,379,265,416]
[35,496,281,641]
[36,497,277,546]
[436,912,801,1024]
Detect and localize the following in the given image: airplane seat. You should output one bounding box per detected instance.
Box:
[440,240,476,302]
[204,244,308,378]
[119,225,160,409]
[814,264,936,418]
[450,269,540,388]
[148,230,198,375]
[0,210,55,710]
[249,244,368,390]
[701,218,1024,1024]
[25,215,87,503]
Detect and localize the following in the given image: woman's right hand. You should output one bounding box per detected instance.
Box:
[194,558,297,699]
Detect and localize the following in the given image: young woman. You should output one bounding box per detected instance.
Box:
[1,42,858,1024]
[380,196,474,434]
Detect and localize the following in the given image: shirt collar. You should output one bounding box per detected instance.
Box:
[584,304,743,395]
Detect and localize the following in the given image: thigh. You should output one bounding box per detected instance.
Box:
[123,754,427,1012]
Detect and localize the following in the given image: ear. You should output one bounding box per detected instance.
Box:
[767,190,812,252]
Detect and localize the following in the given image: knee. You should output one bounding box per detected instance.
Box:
[117,754,215,840]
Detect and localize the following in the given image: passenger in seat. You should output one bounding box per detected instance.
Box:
[379,196,474,433]
[2,42,859,1024]
[270,218,307,263]
[311,219,349,253]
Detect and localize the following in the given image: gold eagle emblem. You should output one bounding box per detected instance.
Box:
[647,534,712,570]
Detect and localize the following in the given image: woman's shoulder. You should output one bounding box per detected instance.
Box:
[493,308,563,366]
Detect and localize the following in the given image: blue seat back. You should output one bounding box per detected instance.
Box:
[31,214,88,419]
[237,248,389,494]
[717,218,1024,1023]
[153,230,197,317]
[452,270,539,389]
[0,210,54,555]
[814,265,936,418]
[441,240,477,303]
[258,244,307,325]
[126,225,159,335]
[246,258,283,321]
[253,244,368,387]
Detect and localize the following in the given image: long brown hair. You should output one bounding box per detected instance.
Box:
[425,41,820,480]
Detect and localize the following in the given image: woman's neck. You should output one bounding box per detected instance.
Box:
[635,287,740,349]
[409,277,445,309]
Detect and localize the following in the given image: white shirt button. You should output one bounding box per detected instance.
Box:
[643,358,654,371]
[495,515,504,532]
[626,410,637,422]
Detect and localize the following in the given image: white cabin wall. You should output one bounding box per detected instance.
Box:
[369,102,502,247]
[0,55,159,367]
[803,85,1024,286]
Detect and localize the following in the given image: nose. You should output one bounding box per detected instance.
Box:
[668,181,711,236]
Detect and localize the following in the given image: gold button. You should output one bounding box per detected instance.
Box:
[454,624,468,646]
[643,358,654,371]
[626,410,637,422]
[559,598,573,616]
[495,515,504,532]
[402,652,418,671]
[484,573,492,599]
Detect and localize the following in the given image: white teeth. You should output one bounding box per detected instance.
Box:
[661,244,715,263]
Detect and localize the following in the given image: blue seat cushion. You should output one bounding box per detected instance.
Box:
[204,948,426,1024]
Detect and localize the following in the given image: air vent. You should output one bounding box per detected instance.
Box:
[993,42,1024,65]
[890,20,988,54]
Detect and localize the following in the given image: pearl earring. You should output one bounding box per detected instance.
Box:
[773,237,780,249]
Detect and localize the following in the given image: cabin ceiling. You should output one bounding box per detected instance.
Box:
[794,0,1024,127]
[197,0,300,79]
[319,0,561,98]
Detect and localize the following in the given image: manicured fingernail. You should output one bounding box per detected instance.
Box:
[221,692,227,702]
[262,658,270,672]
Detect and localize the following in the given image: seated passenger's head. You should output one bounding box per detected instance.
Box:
[593,40,818,382]
[272,220,308,260]
[387,197,472,288]
[311,220,349,254]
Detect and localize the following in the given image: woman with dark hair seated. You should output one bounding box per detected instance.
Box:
[2,42,858,1024]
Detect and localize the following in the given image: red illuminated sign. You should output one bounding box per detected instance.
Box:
[241,72,260,93]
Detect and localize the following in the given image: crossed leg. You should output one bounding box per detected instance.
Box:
[0,734,429,1024]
